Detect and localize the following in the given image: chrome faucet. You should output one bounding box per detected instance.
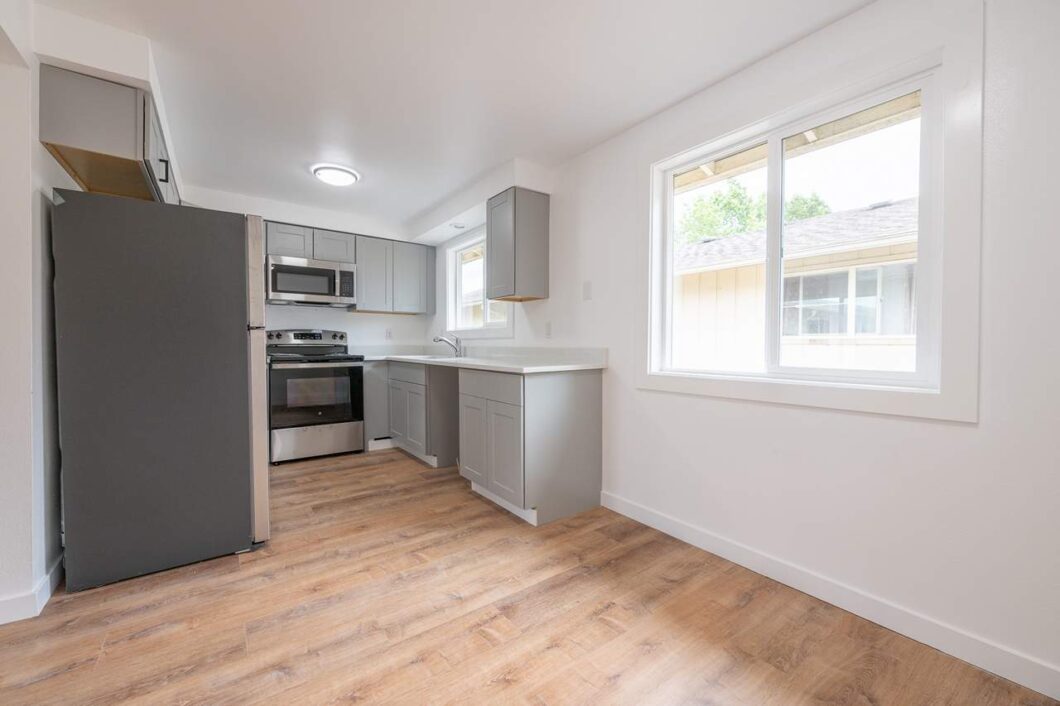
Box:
[433,335,462,357]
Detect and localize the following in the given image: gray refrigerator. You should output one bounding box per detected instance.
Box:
[52,189,270,592]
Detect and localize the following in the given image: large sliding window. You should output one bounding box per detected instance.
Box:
[657,80,933,388]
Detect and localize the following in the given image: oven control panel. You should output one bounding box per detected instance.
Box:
[266,329,346,344]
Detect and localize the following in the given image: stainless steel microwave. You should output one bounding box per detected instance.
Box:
[266,255,356,307]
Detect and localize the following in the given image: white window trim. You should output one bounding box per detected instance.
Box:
[641,49,983,422]
[445,226,514,339]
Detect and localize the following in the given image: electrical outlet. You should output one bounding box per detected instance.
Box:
[545,321,552,338]
[385,328,392,340]
[582,280,593,301]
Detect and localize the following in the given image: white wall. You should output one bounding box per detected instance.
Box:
[0,0,74,624]
[432,0,1060,697]
[0,1,36,617]
[265,305,429,350]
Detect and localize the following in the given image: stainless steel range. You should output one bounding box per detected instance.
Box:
[267,329,364,462]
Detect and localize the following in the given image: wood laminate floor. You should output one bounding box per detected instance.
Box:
[0,450,1053,705]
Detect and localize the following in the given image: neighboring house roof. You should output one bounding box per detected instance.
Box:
[674,197,918,274]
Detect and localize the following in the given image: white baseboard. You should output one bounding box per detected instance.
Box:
[0,553,64,626]
[367,438,395,451]
[601,491,1060,701]
[472,482,539,526]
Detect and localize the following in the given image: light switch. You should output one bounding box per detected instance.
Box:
[582,280,593,301]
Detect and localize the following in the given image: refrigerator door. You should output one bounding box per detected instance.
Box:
[52,189,254,591]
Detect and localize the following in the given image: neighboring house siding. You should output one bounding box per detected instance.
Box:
[673,242,917,371]
[674,264,765,371]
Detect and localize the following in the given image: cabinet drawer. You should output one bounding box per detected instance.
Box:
[459,369,523,406]
[389,361,426,385]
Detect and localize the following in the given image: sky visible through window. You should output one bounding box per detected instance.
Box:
[674,117,921,239]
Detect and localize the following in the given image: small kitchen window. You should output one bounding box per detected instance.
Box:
[446,228,513,338]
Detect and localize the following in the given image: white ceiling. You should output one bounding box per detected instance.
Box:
[41,0,872,230]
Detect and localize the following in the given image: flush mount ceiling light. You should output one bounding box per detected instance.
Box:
[311,164,360,187]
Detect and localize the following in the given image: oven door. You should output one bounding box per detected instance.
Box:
[267,255,356,306]
[269,361,364,430]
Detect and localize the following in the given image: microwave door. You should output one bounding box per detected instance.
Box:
[267,255,355,306]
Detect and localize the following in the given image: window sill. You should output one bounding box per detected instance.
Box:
[636,369,976,422]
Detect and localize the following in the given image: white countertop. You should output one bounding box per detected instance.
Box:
[365,354,606,375]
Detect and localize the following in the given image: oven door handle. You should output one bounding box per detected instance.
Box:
[271,362,364,369]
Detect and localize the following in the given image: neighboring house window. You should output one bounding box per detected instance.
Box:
[446,228,512,338]
[782,262,916,337]
[659,86,930,384]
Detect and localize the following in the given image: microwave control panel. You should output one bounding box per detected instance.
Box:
[339,271,355,298]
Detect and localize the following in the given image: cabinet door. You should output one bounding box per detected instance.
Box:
[486,188,515,299]
[458,394,488,484]
[388,380,407,444]
[393,241,427,313]
[143,96,179,205]
[363,362,390,442]
[487,400,523,507]
[266,222,312,258]
[313,229,356,263]
[355,235,393,312]
[405,383,428,457]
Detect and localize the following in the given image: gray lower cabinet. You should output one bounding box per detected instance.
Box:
[457,394,488,485]
[356,235,394,312]
[404,383,428,457]
[458,368,601,525]
[266,222,312,258]
[486,400,524,507]
[388,378,409,445]
[389,363,458,465]
[313,229,356,263]
[363,361,390,443]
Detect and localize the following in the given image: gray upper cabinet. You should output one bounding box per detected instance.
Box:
[266,222,312,258]
[356,235,394,312]
[39,64,180,205]
[486,187,549,301]
[143,96,179,205]
[261,221,435,314]
[312,229,356,263]
[393,241,432,314]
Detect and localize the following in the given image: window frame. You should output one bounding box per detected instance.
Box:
[445,226,514,339]
[644,56,982,422]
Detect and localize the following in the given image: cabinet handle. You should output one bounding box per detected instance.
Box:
[159,158,170,183]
